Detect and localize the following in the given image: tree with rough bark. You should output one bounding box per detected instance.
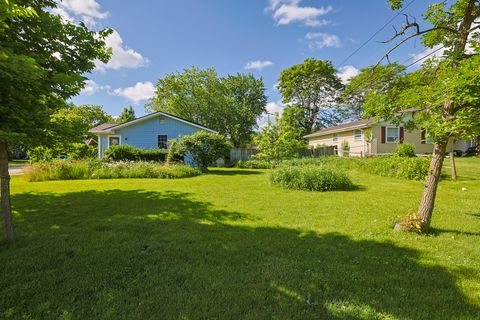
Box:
[277,58,344,135]
[0,0,111,241]
[117,106,136,124]
[364,0,480,231]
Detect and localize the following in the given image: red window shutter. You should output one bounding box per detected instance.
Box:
[399,127,404,143]
[420,128,426,144]
[381,126,386,144]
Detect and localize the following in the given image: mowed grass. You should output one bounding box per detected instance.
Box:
[1,158,479,319]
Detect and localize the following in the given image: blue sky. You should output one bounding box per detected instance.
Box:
[56,0,437,119]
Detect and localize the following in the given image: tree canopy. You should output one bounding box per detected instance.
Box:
[117,106,136,124]
[0,0,111,241]
[50,104,114,149]
[148,67,267,147]
[277,58,344,135]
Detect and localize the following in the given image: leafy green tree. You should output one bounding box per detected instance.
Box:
[221,74,267,147]
[178,131,232,172]
[0,0,111,241]
[50,104,113,149]
[254,107,306,161]
[363,0,480,231]
[148,67,267,147]
[277,58,343,135]
[117,106,136,123]
[342,63,406,119]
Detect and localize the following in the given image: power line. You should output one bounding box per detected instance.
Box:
[336,0,417,69]
[405,46,445,69]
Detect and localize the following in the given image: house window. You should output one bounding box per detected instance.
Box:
[332,133,338,142]
[386,127,399,143]
[108,135,121,147]
[354,129,362,141]
[157,135,168,149]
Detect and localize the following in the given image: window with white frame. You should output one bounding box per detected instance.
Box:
[108,136,120,147]
[332,133,338,142]
[354,129,362,141]
[386,127,399,143]
[157,135,168,149]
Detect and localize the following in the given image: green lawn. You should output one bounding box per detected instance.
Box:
[1,158,479,319]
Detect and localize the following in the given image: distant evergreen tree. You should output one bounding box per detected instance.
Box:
[118,106,136,123]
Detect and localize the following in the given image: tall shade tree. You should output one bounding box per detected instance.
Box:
[221,74,267,147]
[148,67,267,147]
[50,104,114,149]
[277,58,343,135]
[0,0,111,241]
[364,0,480,231]
[117,106,136,124]
[342,63,406,118]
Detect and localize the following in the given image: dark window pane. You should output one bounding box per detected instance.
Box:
[158,135,168,149]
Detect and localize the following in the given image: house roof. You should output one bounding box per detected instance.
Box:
[89,111,217,134]
[304,118,375,139]
[89,122,118,133]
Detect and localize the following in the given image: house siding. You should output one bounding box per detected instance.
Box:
[308,129,369,157]
[97,115,206,158]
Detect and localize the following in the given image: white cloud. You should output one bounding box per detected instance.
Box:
[267,0,332,27]
[266,101,285,115]
[55,0,108,27]
[408,45,445,65]
[337,65,360,84]
[245,60,274,71]
[81,80,110,95]
[113,81,156,104]
[95,30,149,72]
[305,32,341,49]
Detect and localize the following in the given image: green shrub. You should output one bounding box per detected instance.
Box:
[166,140,186,164]
[28,146,57,163]
[26,160,201,182]
[235,159,275,169]
[103,145,168,162]
[270,164,353,192]
[178,131,232,172]
[67,143,97,160]
[395,142,416,157]
[358,156,429,180]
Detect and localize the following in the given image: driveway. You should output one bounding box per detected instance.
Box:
[9,166,28,175]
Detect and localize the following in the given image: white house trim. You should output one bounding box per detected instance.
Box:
[100,111,217,134]
[98,136,102,158]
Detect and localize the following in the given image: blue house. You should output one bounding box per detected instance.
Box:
[89,111,217,158]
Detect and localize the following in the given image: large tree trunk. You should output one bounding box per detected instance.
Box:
[0,140,15,241]
[417,138,448,230]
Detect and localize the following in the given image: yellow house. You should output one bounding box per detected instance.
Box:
[304,118,472,157]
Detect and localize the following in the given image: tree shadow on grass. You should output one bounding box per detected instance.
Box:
[1,190,478,319]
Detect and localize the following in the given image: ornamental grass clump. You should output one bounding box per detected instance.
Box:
[358,156,429,180]
[270,164,353,192]
[27,160,201,181]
